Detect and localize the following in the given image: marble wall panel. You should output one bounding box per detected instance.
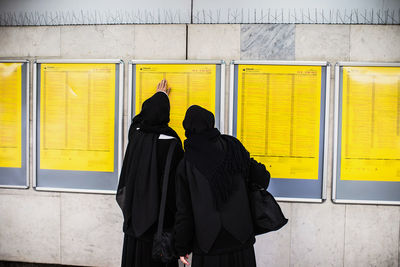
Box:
[241,24,295,60]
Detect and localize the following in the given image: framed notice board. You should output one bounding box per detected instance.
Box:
[0,60,29,189]
[333,62,400,205]
[129,60,225,141]
[230,61,330,202]
[33,59,123,193]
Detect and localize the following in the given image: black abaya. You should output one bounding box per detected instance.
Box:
[117,92,183,267]
[174,105,272,267]
[174,158,268,267]
[120,137,182,267]
[122,230,179,267]
[191,245,256,267]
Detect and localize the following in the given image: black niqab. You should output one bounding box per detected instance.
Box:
[117,92,181,237]
[183,105,250,206]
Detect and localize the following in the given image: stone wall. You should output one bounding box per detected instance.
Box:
[0,24,399,267]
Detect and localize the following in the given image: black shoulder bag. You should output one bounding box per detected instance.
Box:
[152,140,178,263]
[248,182,288,235]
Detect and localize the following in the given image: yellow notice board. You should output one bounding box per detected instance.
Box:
[237,65,322,180]
[135,64,216,140]
[341,66,400,182]
[40,64,115,172]
[0,63,22,168]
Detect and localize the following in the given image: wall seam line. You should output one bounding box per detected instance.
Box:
[185,24,189,60]
[190,0,193,24]
[289,203,293,267]
[398,207,400,267]
[343,204,347,267]
[60,193,62,264]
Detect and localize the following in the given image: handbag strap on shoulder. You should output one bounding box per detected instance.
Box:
[156,139,177,238]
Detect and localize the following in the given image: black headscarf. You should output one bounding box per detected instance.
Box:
[183,105,250,206]
[130,91,180,141]
[117,92,181,237]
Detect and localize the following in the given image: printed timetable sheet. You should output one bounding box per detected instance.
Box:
[341,66,400,182]
[40,64,115,172]
[237,65,322,180]
[135,64,216,140]
[0,63,22,168]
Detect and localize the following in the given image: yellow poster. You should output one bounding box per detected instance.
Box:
[341,66,400,182]
[237,65,322,179]
[40,63,115,172]
[135,64,216,140]
[0,63,22,168]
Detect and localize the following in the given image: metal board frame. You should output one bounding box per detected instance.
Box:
[0,60,30,189]
[33,59,123,194]
[128,60,226,140]
[333,62,400,205]
[229,60,330,203]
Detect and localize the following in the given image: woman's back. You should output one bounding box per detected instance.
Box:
[117,81,183,267]
[174,105,270,267]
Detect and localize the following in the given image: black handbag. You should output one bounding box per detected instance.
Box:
[248,182,288,235]
[152,140,178,263]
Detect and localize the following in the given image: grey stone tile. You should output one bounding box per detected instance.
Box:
[60,193,123,267]
[0,261,76,267]
[188,24,240,62]
[290,202,345,267]
[0,188,60,197]
[344,205,399,267]
[241,24,295,60]
[0,194,60,263]
[0,27,60,57]
[255,202,291,267]
[134,25,186,59]
[350,25,400,62]
[295,24,350,62]
[60,25,134,58]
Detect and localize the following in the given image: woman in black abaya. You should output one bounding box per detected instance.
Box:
[174,105,272,267]
[117,79,183,267]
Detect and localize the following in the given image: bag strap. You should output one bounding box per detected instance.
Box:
[156,139,178,238]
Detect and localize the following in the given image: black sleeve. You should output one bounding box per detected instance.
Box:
[174,161,194,256]
[249,158,270,189]
[165,142,184,219]
[116,140,133,213]
[157,139,184,229]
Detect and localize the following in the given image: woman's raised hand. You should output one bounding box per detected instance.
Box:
[156,79,171,95]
